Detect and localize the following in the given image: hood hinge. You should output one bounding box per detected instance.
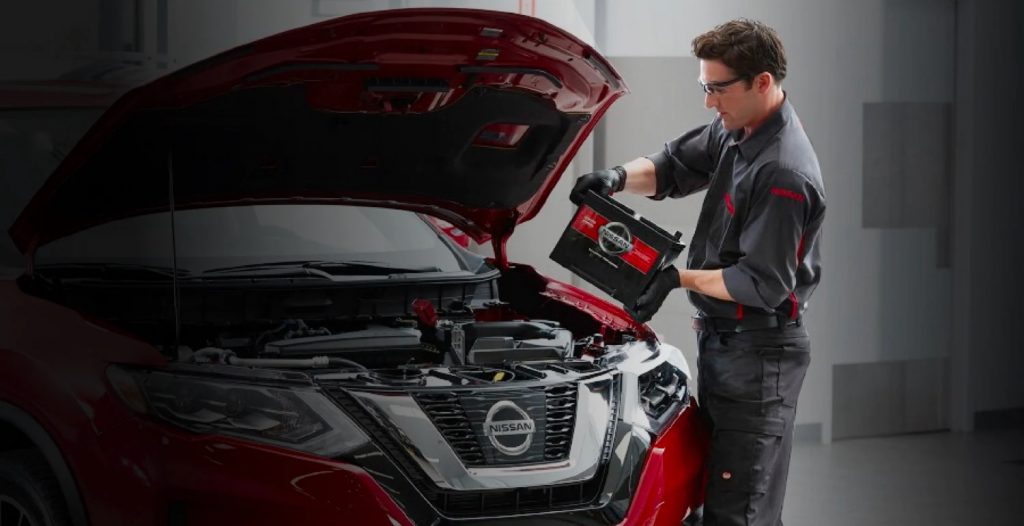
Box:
[491,233,511,270]
[490,212,520,270]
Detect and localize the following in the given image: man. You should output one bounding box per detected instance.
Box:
[570,19,825,526]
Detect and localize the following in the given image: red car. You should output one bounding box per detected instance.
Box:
[0,9,706,526]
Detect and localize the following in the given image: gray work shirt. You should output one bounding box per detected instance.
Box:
[646,96,826,320]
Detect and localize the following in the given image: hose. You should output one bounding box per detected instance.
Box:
[191,347,367,370]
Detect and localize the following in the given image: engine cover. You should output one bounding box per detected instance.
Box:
[458,320,574,365]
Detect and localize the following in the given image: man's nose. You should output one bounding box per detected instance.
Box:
[704,92,716,110]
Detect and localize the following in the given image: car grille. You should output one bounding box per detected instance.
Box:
[414,391,485,464]
[543,383,576,460]
[322,379,616,519]
[414,383,577,466]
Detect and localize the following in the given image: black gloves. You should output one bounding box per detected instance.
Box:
[569,166,627,205]
[630,265,681,323]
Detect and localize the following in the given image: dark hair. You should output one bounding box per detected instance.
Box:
[691,19,787,84]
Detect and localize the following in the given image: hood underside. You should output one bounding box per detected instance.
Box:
[10,8,627,254]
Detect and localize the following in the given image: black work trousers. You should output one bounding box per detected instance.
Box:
[695,325,810,526]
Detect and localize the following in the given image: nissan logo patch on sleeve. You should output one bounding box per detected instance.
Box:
[551,190,685,318]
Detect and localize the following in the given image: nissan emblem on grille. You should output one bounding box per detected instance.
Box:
[597,222,633,255]
[483,401,536,456]
[418,387,554,465]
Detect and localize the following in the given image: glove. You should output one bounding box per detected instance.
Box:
[630,265,681,323]
[569,166,627,205]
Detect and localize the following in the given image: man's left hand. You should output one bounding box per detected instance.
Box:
[631,265,681,323]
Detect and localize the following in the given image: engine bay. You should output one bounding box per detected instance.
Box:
[27,260,669,394]
[181,296,621,388]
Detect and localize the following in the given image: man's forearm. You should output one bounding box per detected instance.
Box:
[619,157,658,196]
[679,268,735,302]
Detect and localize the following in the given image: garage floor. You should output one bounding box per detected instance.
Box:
[782,429,1024,525]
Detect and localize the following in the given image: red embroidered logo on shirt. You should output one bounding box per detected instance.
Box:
[771,187,805,202]
[724,192,735,216]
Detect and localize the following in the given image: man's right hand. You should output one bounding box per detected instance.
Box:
[569,167,626,205]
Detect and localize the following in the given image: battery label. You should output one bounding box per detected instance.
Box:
[571,205,659,274]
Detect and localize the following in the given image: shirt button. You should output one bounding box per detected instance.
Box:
[722,471,732,480]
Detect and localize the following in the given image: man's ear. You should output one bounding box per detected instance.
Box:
[756,72,773,93]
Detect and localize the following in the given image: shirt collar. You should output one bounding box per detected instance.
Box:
[728,93,793,159]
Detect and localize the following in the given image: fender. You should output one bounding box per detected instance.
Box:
[0,400,88,526]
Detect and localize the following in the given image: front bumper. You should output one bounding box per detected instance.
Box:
[80,392,705,526]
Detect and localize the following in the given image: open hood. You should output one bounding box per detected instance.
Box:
[10,8,627,256]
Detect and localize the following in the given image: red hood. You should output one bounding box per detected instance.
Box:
[10,8,627,255]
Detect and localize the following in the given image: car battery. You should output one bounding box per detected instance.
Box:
[550,190,685,317]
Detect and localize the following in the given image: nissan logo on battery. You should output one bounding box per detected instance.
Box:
[483,401,535,456]
[598,222,633,255]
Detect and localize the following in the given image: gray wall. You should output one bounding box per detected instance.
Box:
[952,0,1024,428]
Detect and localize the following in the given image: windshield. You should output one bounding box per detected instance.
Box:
[35,204,472,275]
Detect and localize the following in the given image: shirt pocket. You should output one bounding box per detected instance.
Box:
[706,190,737,256]
[716,188,749,260]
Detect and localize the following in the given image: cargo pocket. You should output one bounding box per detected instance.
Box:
[703,416,785,523]
[707,416,785,492]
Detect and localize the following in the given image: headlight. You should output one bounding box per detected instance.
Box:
[602,341,691,435]
[107,365,369,458]
[638,361,688,428]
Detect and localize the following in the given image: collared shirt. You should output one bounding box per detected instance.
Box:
[645,96,825,320]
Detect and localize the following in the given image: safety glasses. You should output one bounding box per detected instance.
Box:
[699,76,747,95]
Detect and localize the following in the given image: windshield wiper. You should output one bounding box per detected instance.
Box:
[34,262,191,280]
[199,260,442,277]
[308,260,443,274]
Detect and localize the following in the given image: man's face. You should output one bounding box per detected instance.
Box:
[699,59,758,131]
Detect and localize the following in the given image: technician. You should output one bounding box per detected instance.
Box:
[570,19,826,526]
